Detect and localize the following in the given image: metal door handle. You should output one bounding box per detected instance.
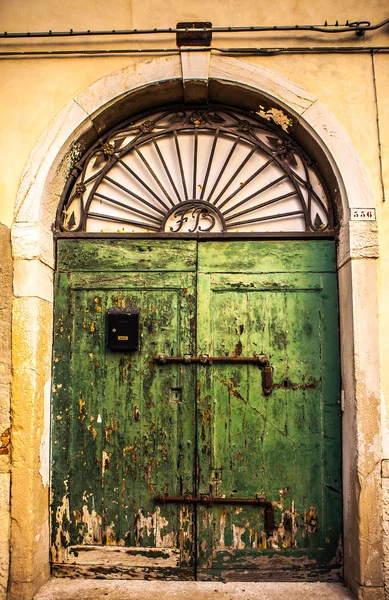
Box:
[152,353,273,395]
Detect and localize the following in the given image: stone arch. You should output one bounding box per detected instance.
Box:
[10,54,382,599]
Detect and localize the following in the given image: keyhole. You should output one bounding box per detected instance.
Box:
[282,378,291,390]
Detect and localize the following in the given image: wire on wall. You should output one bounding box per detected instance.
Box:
[0,18,388,39]
[0,47,388,58]
[371,53,387,202]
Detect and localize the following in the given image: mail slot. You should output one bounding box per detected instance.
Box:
[107,307,139,351]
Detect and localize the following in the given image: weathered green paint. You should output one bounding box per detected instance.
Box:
[56,239,198,272]
[196,243,341,579]
[52,241,197,576]
[51,239,341,581]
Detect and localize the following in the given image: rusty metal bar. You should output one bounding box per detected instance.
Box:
[153,353,273,395]
[155,494,275,533]
[117,157,173,210]
[262,365,273,396]
[152,353,270,366]
[154,494,272,507]
[155,495,275,534]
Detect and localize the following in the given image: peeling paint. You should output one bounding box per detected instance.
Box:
[256,106,293,131]
[104,521,118,545]
[278,502,299,548]
[232,524,246,549]
[135,508,175,548]
[52,486,70,563]
[215,508,227,550]
[87,425,98,439]
[77,504,103,545]
[78,394,86,417]
[179,506,193,565]
[304,506,319,534]
[102,450,110,475]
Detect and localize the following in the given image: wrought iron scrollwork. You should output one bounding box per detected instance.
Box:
[169,206,215,233]
[163,201,224,233]
[56,105,335,236]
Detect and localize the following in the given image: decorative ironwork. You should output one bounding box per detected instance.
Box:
[56,106,335,236]
[237,119,252,132]
[163,201,224,233]
[139,120,155,134]
[189,111,207,126]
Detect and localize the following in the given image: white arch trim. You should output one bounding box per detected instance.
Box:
[13,53,375,233]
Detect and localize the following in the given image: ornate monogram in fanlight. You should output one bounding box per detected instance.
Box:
[56,106,335,236]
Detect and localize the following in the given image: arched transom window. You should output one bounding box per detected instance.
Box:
[56,106,335,236]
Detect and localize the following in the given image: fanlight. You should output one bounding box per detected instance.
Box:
[56,106,334,235]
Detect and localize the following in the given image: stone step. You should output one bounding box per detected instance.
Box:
[34,579,354,600]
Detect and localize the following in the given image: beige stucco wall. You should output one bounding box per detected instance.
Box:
[0,1,388,598]
[0,225,12,599]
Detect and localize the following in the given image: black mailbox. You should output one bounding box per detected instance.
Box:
[107,307,139,351]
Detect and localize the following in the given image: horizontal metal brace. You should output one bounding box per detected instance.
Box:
[155,494,275,534]
[154,494,272,507]
[153,353,273,395]
[152,353,269,366]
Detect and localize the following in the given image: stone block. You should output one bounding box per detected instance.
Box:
[12,222,54,269]
[13,259,54,303]
[10,298,52,595]
[210,54,316,115]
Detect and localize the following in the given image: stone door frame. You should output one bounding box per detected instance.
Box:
[9,54,382,599]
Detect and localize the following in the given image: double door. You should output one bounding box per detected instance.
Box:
[51,239,341,580]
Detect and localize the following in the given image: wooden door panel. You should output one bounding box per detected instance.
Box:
[196,242,341,580]
[51,242,197,578]
[56,239,198,272]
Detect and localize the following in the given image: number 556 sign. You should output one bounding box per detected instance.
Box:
[350,208,376,221]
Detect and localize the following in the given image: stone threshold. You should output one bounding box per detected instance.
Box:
[33,579,355,600]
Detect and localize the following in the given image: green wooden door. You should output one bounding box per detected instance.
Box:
[196,242,341,580]
[51,240,198,578]
[51,239,341,581]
